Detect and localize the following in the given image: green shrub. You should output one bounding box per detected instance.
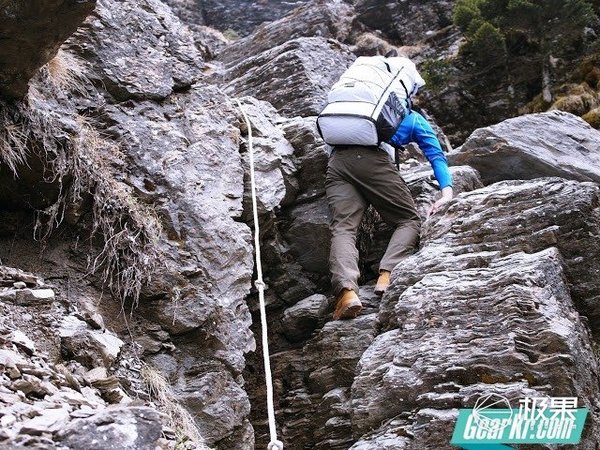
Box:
[421,59,455,92]
[462,22,507,67]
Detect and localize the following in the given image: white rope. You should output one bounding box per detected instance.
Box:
[236,99,284,450]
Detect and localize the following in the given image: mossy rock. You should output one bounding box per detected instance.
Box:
[550,82,600,116]
[520,93,551,114]
[582,107,600,129]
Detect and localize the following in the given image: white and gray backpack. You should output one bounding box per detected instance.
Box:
[317,56,425,147]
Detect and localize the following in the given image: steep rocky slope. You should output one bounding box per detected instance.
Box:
[1,1,600,450]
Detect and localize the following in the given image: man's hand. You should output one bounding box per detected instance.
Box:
[427,186,453,217]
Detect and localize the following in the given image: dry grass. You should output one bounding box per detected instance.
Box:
[141,364,212,450]
[0,48,165,308]
[0,119,29,175]
[46,49,89,96]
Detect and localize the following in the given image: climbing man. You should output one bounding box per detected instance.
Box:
[320,56,454,320]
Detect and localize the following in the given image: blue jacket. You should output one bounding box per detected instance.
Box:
[390,111,453,189]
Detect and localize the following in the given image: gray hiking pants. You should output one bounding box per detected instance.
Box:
[325,146,421,296]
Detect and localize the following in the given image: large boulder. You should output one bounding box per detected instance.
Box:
[352,248,600,446]
[189,0,308,37]
[380,178,600,329]
[237,96,298,214]
[281,116,329,202]
[354,0,456,45]
[284,197,331,275]
[223,37,355,117]
[0,0,96,99]
[56,406,162,449]
[449,111,600,184]
[71,0,204,101]
[217,0,354,66]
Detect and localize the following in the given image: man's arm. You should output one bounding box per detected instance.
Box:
[393,111,453,215]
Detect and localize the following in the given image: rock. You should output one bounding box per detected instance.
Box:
[12,375,58,397]
[46,389,105,409]
[0,267,41,288]
[178,370,251,443]
[223,37,355,117]
[354,0,456,46]
[70,0,204,101]
[382,178,600,327]
[59,316,124,368]
[0,0,96,99]
[55,406,162,450]
[269,312,378,449]
[15,289,55,306]
[84,367,108,384]
[93,83,255,444]
[76,297,105,330]
[175,0,309,37]
[284,197,331,274]
[0,349,27,368]
[351,249,600,446]
[280,116,329,202]
[281,294,329,342]
[304,314,377,394]
[12,282,26,289]
[449,111,600,184]
[218,0,354,65]
[9,331,36,355]
[20,407,70,435]
[136,335,163,355]
[238,96,298,214]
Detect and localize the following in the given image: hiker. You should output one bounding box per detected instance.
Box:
[318,56,453,320]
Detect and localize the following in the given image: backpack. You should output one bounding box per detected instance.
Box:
[316,56,425,147]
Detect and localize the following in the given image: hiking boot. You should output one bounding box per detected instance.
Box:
[374,270,391,296]
[333,289,362,320]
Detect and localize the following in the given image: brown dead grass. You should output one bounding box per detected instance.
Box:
[142,364,212,450]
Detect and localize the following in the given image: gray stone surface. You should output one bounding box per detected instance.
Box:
[0,0,96,99]
[281,294,329,342]
[238,96,298,214]
[449,111,600,184]
[284,197,331,275]
[190,0,308,37]
[353,249,600,445]
[56,406,162,449]
[281,116,329,202]
[222,37,355,117]
[354,0,456,45]
[218,0,354,65]
[59,316,124,368]
[71,0,204,101]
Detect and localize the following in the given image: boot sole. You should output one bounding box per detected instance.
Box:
[374,285,387,296]
[333,299,363,320]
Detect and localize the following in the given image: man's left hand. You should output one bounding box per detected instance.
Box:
[427,186,453,217]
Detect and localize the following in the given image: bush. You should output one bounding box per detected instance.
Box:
[421,59,455,92]
[462,22,507,67]
[453,1,482,32]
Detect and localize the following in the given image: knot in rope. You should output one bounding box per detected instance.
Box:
[268,440,284,450]
[255,279,266,290]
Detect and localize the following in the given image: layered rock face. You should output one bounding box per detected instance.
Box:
[164,0,310,37]
[1,1,600,450]
[354,0,456,45]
